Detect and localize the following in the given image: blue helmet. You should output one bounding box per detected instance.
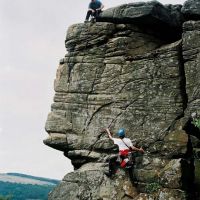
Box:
[117,128,125,137]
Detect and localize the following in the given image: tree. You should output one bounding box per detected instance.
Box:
[0,195,12,200]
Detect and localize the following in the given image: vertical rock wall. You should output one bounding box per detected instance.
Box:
[44,0,200,199]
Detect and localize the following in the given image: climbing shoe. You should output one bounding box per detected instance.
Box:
[104,171,112,177]
[90,17,96,23]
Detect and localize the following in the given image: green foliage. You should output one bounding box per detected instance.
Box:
[145,182,161,193]
[0,195,12,200]
[192,118,200,129]
[0,181,56,200]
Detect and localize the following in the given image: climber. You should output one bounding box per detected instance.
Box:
[104,128,144,177]
[85,0,104,23]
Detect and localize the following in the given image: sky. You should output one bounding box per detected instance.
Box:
[0,0,186,180]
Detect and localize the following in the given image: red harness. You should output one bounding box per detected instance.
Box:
[119,149,131,168]
[119,149,130,156]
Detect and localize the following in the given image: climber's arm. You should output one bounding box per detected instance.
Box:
[105,128,113,140]
[98,3,104,10]
[130,146,144,153]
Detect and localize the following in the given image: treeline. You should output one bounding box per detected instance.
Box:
[0,181,55,200]
[7,173,59,185]
[0,195,12,200]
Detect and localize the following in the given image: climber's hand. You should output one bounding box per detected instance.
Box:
[100,129,107,133]
[139,147,145,154]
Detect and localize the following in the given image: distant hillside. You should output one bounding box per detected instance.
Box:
[0,173,60,200]
[7,173,59,185]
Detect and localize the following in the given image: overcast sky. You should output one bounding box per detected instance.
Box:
[0,0,186,179]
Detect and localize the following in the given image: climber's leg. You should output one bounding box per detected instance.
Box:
[105,156,118,177]
[85,10,93,22]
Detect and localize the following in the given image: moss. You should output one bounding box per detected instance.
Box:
[145,182,161,193]
[192,118,200,129]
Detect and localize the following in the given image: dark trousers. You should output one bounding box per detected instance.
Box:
[108,156,119,174]
[85,10,101,21]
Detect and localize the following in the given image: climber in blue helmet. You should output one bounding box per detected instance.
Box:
[104,128,144,177]
[85,0,104,23]
[117,128,126,137]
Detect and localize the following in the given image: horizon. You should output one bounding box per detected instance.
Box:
[1,172,60,181]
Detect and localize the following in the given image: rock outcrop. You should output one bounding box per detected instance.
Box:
[182,0,200,20]
[44,0,200,199]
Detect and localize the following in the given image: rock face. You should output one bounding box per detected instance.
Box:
[44,0,200,199]
[99,1,184,40]
[182,0,200,19]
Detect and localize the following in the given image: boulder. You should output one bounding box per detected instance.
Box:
[99,1,184,40]
[182,0,200,20]
[99,1,183,27]
[49,166,138,200]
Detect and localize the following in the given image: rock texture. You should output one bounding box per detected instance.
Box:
[44,0,200,199]
[182,0,200,19]
[99,1,184,40]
